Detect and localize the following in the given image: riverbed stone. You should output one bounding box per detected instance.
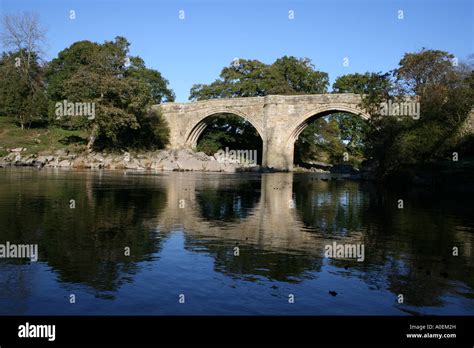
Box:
[58,160,71,167]
[202,160,222,172]
[177,157,204,171]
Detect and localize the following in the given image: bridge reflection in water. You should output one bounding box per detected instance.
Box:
[0,169,473,315]
[157,172,365,254]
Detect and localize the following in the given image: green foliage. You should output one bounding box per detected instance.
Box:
[196,113,262,163]
[271,56,329,94]
[295,114,368,167]
[118,109,170,150]
[333,72,391,95]
[333,72,391,115]
[190,56,328,101]
[190,56,328,158]
[45,36,174,150]
[125,56,175,104]
[295,117,343,165]
[0,50,48,128]
[394,49,455,95]
[364,49,474,176]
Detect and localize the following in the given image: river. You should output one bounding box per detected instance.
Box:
[0,168,473,315]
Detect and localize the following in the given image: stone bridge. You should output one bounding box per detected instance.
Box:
[157,94,474,171]
[157,94,370,171]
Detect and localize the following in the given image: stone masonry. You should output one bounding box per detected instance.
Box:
[157,94,371,171]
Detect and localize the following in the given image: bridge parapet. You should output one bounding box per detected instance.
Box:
[157,93,460,170]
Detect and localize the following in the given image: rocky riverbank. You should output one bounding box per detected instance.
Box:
[0,147,375,177]
[0,148,261,172]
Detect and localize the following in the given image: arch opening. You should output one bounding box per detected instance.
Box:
[187,112,263,165]
[291,109,370,170]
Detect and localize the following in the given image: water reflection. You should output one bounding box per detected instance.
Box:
[0,168,472,315]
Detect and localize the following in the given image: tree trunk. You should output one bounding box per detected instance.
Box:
[87,124,99,152]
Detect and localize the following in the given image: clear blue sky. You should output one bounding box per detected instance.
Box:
[1,0,472,101]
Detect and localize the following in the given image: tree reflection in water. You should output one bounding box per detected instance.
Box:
[0,169,472,314]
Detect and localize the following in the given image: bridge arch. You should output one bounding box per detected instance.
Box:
[286,104,371,147]
[184,107,265,149]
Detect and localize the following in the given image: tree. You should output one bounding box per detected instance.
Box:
[323,72,392,163]
[196,113,262,163]
[362,49,474,176]
[190,59,271,100]
[125,56,175,104]
[271,56,328,94]
[295,117,345,165]
[190,57,329,157]
[0,12,47,128]
[394,48,455,96]
[294,72,386,166]
[45,37,174,150]
[190,56,328,101]
[333,72,391,95]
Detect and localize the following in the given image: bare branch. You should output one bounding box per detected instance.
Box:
[1,12,46,60]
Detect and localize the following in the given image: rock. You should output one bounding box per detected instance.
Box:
[154,151,170,161]
[0,149,267,172]
[58,160,71,167]
[72,159,86,168]
[125,159,144,170]
[260,167,274,173]
[54,149,69,157]
[91,153,104,162]
[24,156,36,166]
[102,159,114,169]
[307,161,332,171]
[194,151,211,161]
[4,153,16,161]
[32,159,45,167]
[202,160,222,172]
[36,155,54,164]
[221,163,237,173]
[160,160,179,171]
[173,149,195,162]
[122,151,131,162]
[10,147,26,152]
[177,158,204,171]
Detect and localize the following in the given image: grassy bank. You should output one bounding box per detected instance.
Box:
[0,117,88,157]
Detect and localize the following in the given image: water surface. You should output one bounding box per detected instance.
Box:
[0,168,473,315]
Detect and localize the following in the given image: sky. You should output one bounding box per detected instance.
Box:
[0,0,472,102]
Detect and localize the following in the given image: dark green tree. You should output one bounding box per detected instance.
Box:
[190,57,329,157]
[45,37,174,150]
